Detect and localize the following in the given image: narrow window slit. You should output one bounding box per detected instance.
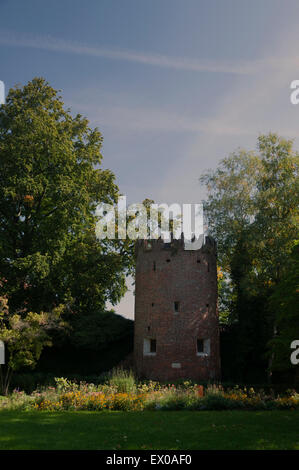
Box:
[150,339,156,353]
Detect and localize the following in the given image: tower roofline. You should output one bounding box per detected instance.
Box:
[135,232,217,255]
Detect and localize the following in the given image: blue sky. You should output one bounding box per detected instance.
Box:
[1,0,299,317]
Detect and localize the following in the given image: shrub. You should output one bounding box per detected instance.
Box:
[107,368,136,394]
[189,394,235,411]
[155,392,187,411]
[54,377,79,393]
[143,386,197,411]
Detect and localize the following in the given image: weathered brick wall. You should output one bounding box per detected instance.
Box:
[134,237,221,382]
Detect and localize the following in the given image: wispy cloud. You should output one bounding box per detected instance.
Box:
[155,22,299,205]
[0,29,265,75]
[72,101,254,136]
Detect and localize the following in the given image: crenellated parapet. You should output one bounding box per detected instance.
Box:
[135,232,217,256]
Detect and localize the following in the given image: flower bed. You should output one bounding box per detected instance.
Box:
[1,376,298,412]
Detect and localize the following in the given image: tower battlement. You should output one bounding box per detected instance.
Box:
[135,232,217,257]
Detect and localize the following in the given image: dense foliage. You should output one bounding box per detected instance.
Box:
[200,134,299,383]
[0,78,135,393]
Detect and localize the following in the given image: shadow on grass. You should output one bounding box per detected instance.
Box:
[0,410,298,450]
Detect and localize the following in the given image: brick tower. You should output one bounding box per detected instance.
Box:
[134,234,221,382]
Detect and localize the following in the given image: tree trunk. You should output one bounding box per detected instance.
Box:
[267,324,277,384]
[0,365,13,396]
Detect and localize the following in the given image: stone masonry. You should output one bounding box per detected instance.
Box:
[134,234,221,382]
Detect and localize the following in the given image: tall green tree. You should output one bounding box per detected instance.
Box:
[200,133,299,382]
[0,77,134,315]
[0,78,135,390]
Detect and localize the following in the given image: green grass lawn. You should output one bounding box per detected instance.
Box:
[0,410,298,450]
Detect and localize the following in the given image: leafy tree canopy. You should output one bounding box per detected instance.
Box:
[0,77,134,315]
[200,134,299,381]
